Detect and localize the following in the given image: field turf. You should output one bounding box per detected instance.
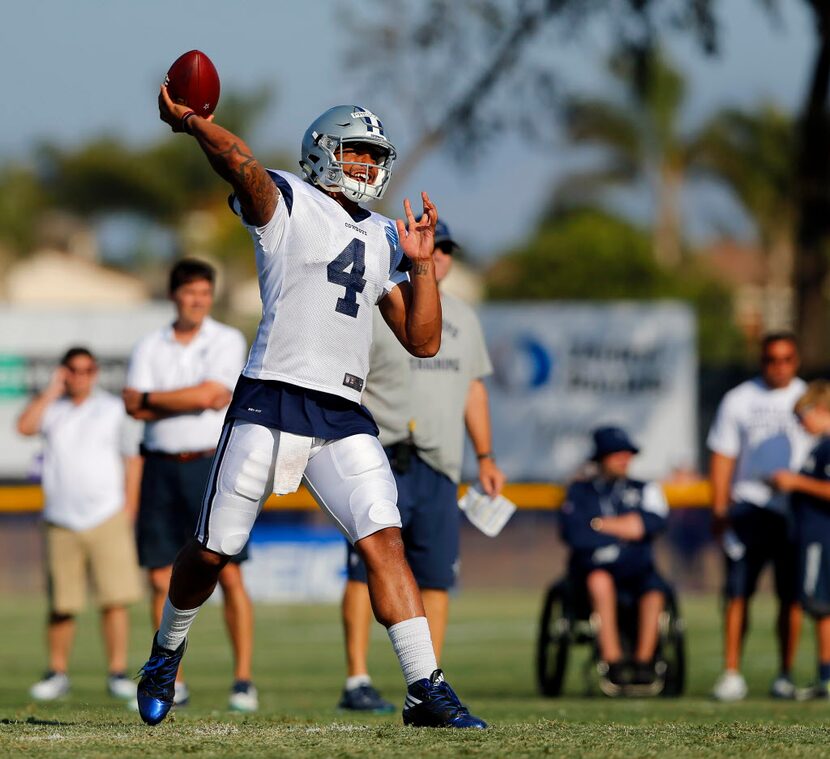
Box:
[2,591,830,757]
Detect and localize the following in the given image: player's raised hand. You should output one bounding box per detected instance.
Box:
[158,85,214,133]
[396,192,438,264]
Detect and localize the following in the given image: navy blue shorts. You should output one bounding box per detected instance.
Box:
[137,453,248,568]
[723,502,796,602]
[572,557,668,606]
[796,509,830,618]
[226,374,378,439]
[346,451,459,590]
[613,568,668,606]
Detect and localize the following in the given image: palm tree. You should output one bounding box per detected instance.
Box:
[694,104,797,329]
[561,50,692,268]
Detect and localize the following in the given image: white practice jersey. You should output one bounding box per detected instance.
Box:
[231,170,409,403]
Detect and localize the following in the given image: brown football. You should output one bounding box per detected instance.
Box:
[165,50,220,116]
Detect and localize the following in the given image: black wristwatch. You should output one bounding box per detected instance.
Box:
[477,452,494,462]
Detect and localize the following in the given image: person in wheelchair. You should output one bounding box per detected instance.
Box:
[559,426,669,689]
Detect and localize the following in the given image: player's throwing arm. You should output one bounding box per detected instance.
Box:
[158,85,277,226]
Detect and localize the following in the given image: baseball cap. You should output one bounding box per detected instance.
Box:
[589,426,640,461]
[433,219,459,252]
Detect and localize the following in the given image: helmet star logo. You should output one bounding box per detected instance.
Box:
[202,103,210,111]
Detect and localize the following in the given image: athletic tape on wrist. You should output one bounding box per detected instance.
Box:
[181,110,197,134]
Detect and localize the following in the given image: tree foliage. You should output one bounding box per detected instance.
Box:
[557,49,694,266]
[0,86,287,279]
[486,207,744,363]
[339,0,830,368]
[37,86,278,223]
[339,0,721,187]
[695,104,796,242]
[0,164,48,254]
[693,104,797,328]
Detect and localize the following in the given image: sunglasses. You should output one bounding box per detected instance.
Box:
[65,365,97,376]
[761,354,796,365]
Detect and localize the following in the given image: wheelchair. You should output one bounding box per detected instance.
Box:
[536,572,686,697]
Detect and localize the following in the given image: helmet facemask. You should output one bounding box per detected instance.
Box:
[305,135,396,203]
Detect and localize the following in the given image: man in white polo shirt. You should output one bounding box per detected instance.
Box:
[17,346,143,702]
[708,332,810,701]
[122,258,256,712]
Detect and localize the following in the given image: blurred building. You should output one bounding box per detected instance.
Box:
[0,212,149,306]
[701,240,793,340]
[2,250,148,306]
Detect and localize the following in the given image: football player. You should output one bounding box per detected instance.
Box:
[771,381,830,698]
[135,85,486,729]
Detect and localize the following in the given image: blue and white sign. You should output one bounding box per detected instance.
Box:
[241,525,347,603]
[469,302,698,482]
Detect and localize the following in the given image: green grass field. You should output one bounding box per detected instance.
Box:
[2,591,830,758]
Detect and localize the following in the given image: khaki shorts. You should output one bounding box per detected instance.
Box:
[45,510,143,615]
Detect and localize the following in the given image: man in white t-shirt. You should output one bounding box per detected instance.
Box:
[123,258,256,712]
[17,347,143,703]
[708,332,810,701]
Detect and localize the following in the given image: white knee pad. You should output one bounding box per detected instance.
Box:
[303,434,401,544]
[197,421,276,556]
[350,479,400,538]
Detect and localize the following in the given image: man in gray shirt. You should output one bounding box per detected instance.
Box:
[338,220,506,712]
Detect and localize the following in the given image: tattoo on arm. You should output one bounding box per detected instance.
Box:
[204,141,262,195]
[413,262,430,276]
[236,161,277,221]
[215,143,258,184]
[196,126,276,225]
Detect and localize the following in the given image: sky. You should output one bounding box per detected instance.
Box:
[0,0,817,261]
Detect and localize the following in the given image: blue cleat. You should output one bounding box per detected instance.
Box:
[136,633,186,726]
[402,669,487,729]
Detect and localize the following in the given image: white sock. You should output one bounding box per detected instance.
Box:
[157,598,200,651]
[387,617,438,686]
[345,674,371,691]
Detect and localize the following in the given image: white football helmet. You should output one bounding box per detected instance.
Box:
[300,105,396,203]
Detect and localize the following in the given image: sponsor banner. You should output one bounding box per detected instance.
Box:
[236,525,346,603]
[0,305,173,478]
[467,302,698,482]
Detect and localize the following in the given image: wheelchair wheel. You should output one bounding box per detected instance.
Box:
[536,582,571,697]
[658,590,686,697]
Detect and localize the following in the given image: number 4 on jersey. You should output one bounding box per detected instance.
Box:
[327,238,367,318]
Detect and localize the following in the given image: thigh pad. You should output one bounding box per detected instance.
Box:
[305,434,401,543]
